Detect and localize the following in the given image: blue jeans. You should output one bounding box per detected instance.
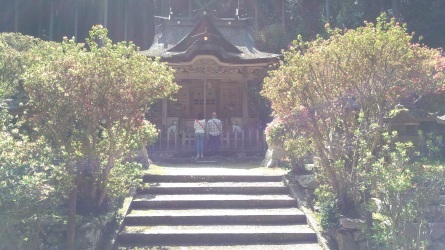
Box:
[208,134,221,154]
[195,133,205,155]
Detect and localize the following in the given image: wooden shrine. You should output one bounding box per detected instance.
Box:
[142,11,279,153]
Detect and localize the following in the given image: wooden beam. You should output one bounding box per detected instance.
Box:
[174,73,245,82]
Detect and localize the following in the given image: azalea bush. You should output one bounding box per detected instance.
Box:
[0,33,39,99]
[24,25,177,211]
[370,132,445,249]
[21,26,177,248]
[263,13,445,243]
[265,116,312,171]
[265,118,285,146]
[0,108,70,248]
[0,33,69,248]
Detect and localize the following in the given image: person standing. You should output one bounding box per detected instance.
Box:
[194,112,206,158]
[206,112,222,155]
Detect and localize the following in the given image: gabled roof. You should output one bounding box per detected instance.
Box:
[141,14,280,64]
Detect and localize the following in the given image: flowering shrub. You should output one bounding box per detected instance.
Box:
[0,109,70,248]
[265,118,286,146]
[24,26,178,211]
[265,115,313,171]
[263,14,445,215]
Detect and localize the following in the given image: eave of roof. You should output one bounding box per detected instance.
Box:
[141,14,280,64]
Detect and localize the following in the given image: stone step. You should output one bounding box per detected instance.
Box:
[139,182,289,195]
[131,194,298,209]
[117,167,321,249]
[117,243,324,250]
[118,224,318,245]
[143,174,283,183]
[125,208,307,225]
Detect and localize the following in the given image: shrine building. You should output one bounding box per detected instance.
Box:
[142,8,280,154]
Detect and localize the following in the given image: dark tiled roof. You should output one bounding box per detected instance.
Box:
[385,108,437,123]
[141,14,280,64]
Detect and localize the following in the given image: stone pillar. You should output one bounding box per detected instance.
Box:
[263,144,285,168]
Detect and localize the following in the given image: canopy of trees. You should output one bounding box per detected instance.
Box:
[1,0,444,50]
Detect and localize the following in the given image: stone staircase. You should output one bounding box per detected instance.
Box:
[117,166,322,249]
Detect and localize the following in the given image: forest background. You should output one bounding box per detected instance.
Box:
[1,1,445,249]
[0,0,444,53]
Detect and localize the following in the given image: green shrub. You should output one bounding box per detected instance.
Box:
[0,109,70,248]
[319,198,341,229]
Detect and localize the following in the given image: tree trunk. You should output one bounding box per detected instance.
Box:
[14,0,19,32]
[49,0,54,41]
[325,0,330,24]
[74,0,78,42]
[281,0,285,31]
[392,0,400,22]
[66,185,77,250]
[97,153,115,207]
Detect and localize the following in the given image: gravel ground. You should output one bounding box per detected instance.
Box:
[147,158,288,176]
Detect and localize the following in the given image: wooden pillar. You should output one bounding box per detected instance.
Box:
[242,77,249,125]
[162,97,168,128]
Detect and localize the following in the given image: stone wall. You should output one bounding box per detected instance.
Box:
[333,217,445,250]
[292,166,445,250]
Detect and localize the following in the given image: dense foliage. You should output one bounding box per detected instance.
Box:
[0,109,70,248]
[23,25,177,210]
[1,26,177,248]
[263,14,445,246]
[0,33,71,248]
[370,133,445,249]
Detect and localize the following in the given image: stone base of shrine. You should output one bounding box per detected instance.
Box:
[147,148,266,161]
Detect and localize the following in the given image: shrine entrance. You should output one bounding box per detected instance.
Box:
[141,13,279,156]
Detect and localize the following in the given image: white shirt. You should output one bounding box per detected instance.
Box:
[194,119,206,133]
